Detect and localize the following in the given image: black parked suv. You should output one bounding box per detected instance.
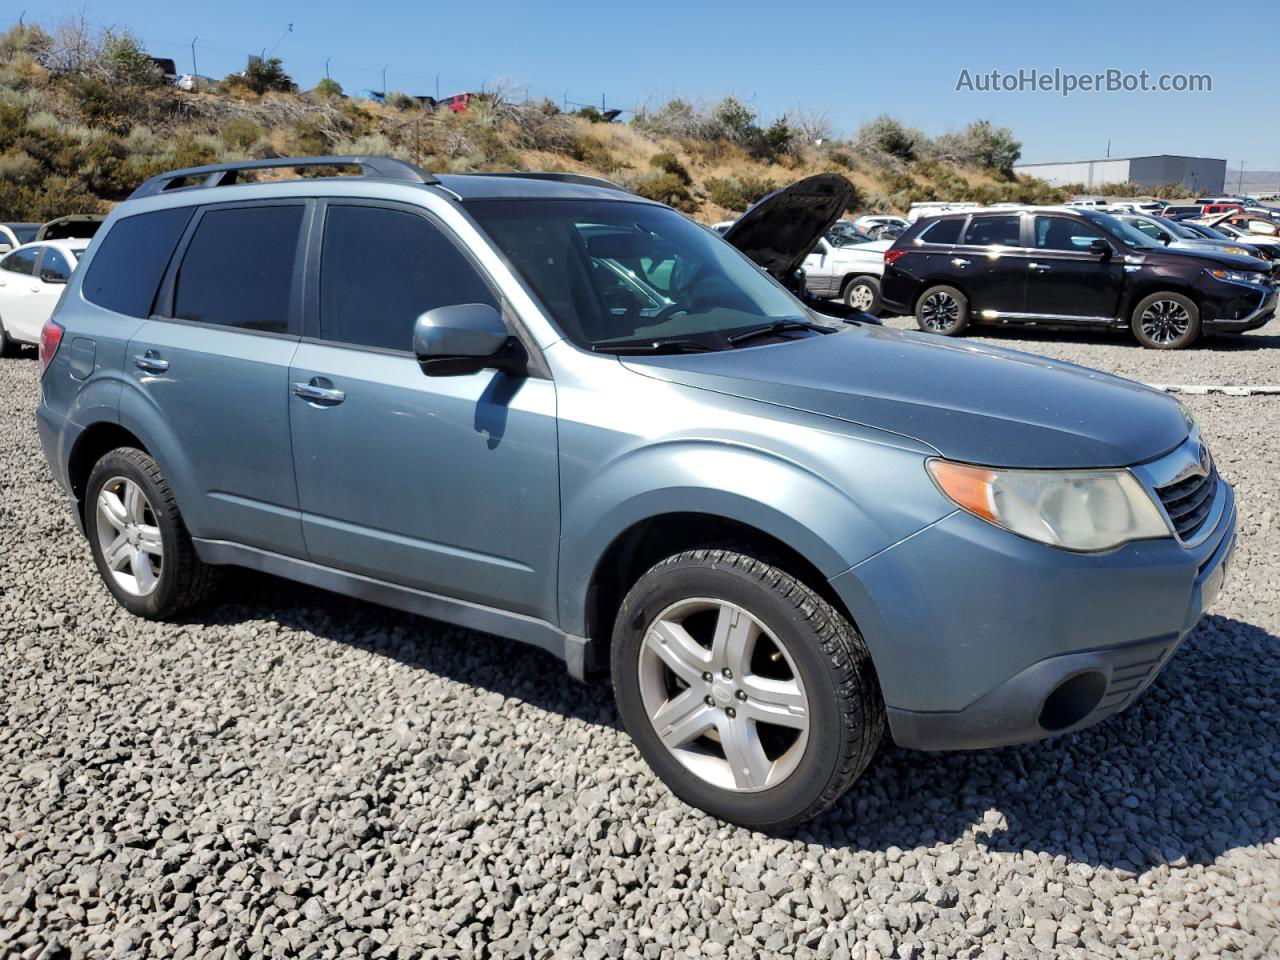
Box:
[881,207,1278,349]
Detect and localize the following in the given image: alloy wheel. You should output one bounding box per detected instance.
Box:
[848,283,875,311]
[94,477,164,597]
[1140,299,1192,345]
[920,292,959,331]
[637,597,810,793]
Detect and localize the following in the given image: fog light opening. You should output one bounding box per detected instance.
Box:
[1038,671,1107,732]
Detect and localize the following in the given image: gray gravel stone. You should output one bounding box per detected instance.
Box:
[1,322,1279,958]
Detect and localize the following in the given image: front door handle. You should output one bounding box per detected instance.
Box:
[293,380,346,406]
[134,353,169,374]
[1028,262,1052,271]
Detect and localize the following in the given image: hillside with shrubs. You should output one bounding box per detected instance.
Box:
[0,19,1066,224]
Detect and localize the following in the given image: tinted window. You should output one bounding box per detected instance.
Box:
[82,208,193,318]
[173,205,303,333]
[962,215,1021,247]
[319,205,497,351]
[11,225,37,244]
[1034,217,1106,251]
[39,248,72,282]
[1,247,37,276]
[918,218,963,244]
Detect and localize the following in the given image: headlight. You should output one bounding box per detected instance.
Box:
[1223,246,1250,257]
[927,459,1169,551]
[1206,267,1265,284]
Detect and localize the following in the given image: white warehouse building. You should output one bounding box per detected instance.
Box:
[1012,155,1227,193]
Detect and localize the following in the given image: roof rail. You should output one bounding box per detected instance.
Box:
[128,155,438,200]
[470,171,630,193]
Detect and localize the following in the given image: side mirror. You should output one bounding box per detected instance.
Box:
[412,303,522,377]
[1089,238,1112,258]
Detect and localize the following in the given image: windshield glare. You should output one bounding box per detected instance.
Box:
[468,199,811,349]
[1088,211,1163,249]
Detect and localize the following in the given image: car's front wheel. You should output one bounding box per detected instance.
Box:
[842,275,882,314]
[85,447,220,618]
[1131,292,1200,349]
[611,548,884,829]
[915,284,970,336]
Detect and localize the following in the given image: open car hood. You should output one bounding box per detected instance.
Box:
[721,174,854,281]
[36,214,105,242]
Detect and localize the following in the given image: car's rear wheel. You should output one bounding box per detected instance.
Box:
[1131,292,1200,349]
[0,315,20,358]
[85,447,220,618]
[611,548,884,829]
[915,284,969,336]
[843,275,882,314]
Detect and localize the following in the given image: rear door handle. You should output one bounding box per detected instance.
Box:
[951,258,970,267]
[1028,262,1052,271]
[134,353,169,373]
[293,380,345,405]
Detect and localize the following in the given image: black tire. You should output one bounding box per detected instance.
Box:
[915,284,969,336]
[842,275,882,315]
[0,314,19,358]
[611,548,884,830]
[1130,292,1200,349]
[85,447,220,618]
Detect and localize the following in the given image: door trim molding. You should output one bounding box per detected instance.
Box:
[978,309,1119,324]
[192,537,590,678]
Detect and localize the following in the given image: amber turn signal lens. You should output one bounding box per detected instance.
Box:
[926,460,998,524]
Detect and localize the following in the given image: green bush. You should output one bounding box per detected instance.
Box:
[705,175,776,211]
[69,75,127,129]
[934,120,1021,176]
[100,31,161,87]
[221,117,265,151]
[288,119,329,156]
[633,172,698,212]
[225,57,294,95]
[384,90,417,111]
[569,134,615,170]
[0,96,29,150]
[575,106,605,123]
[856,115,926,162]
[313,77,343,99]
[760,117,794,161]
[649,151,690,184]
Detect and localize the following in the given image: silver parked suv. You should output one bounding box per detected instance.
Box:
[36,157,1237,829]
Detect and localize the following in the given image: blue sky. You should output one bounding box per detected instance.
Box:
[10,0,1275,169]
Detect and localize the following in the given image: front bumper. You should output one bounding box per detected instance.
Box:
[830,478,1236,751]
[1202,283,1277,332]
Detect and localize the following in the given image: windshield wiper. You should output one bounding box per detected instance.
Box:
[726,319,832,347]
[592,338,719,355]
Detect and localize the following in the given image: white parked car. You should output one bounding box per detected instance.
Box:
[853,215,908,239]
[0,239,88,355]
[905,201,982,222]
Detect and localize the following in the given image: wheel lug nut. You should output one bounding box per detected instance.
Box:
[702,672,713,682]
[721,668,733,679]
[704,695,715,707]
[736,690,747,701]
[726,708,736,718]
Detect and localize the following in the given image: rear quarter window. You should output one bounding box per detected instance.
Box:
[917,219,963,244]
[82,207,193,318]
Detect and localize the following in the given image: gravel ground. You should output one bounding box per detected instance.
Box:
[2,323,1279,960]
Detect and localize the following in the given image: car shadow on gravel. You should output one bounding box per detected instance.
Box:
[801,613,1280,870]
[188,577,1277,869]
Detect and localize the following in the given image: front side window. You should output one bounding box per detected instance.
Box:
[1,247,37,276]
[961,215,1022,247]
[319,204,497,351]
[1035,217,1107,251]
[40,248,72,282]
[173,205,303,333]
[468,198,810,350]
[83,207,193,318]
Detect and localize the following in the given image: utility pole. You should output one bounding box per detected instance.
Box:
[601,93,606,111]
[325,57,331,79]
[1239,160,1245,193]
[381,65,388,95]
[435,73,440,100]
[563,91,568,112]
[1105,139,1110,158]
[191,36,198,75]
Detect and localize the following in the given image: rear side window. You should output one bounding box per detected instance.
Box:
[318,204,497,351]
[0,247,37,276]
[82,208,192,317]
[173,205,303,334]
[962,215,1022,247]
[917,219,963,244]
[39,248,73,282]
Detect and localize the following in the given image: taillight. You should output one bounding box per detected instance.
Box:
[39,319,64,374]
[884,249,909,266]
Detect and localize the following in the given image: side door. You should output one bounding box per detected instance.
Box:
[0,246,44,342]
[288,200,560,621]
[802,238,839,298]
[950,213,1031,316]
[1027,214,1125,320]
[123,200,309,557]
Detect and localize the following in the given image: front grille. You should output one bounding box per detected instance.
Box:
[1156,467,1219,541]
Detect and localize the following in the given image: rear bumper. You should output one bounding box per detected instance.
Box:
[36,401,84,533]
[830,483,1236,751]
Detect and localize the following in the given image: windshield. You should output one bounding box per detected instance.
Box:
[468,199,814,350]
[1087,211,1163,249]
[828,226,874,246]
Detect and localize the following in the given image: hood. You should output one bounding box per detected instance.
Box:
[36,214,105,242]
[1139,243,1271,272]
[830,238,892,260]
[622,325,1188,469]
[721,174,854,281]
